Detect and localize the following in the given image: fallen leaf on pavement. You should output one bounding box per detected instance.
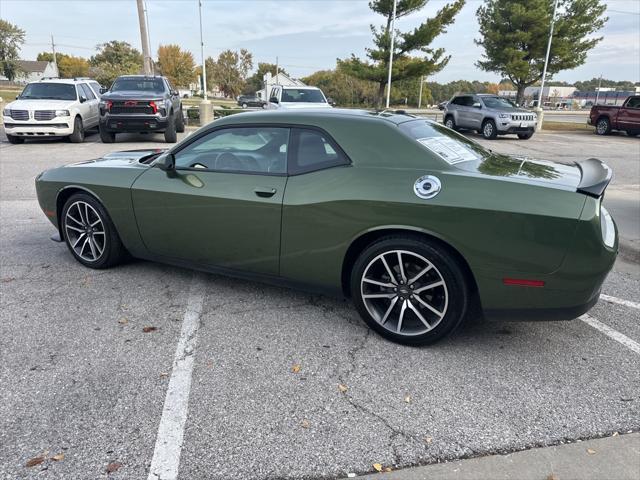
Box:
[106,462,122,473]
[118,318,129,325]
[301,419,310,429]
[142,326,157,333]
[586,448,596,455]
[338,383,348,393]
[545,474,559,480]
[291,364,301,373]
[612,432,619,437]
[25,456,45,468]
[424,436,433,444]
[159,372,169,378]
[373,463,383,472]
[404,394,411,403]
[384,467,392,472]
[51,453,64,461]
[1,277,14,283]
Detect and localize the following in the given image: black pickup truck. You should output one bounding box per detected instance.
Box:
[98,75,184,143]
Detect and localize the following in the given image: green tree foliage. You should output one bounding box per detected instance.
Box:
[205,49,253,98]
[475,0,608,105]
[0,20,26,81]
[244,63,289,95]
[574,78,639,92]
[303,69,379,106]
[89,41,143,86]
[338,0,465,106]
[37,52,89,78]
[157,44,195,87]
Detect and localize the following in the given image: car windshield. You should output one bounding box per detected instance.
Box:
[400,120,491,165]
[20,83,77,101]
[281,89,326,103]
[111,78,164,93]
[482,96,517,109]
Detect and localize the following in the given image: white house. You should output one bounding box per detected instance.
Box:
[257,72,306,100]
[0,60,59,84]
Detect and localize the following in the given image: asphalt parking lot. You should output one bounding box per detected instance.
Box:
[0,127,639,479]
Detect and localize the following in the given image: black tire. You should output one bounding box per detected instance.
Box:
[443,115,456,130]
[99,126,116,143]
[481,119,498,139]
[69,116,85,143]
[176,107,185,133]
[626,130,639,137]
[164,113,177,143]
[595,117,611,135]
[6,134,24,144]
[61,193,127,269]
[517,131,534,140]
[350,235,469,346]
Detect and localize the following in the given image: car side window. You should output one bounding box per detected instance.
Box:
[451,97,462,106]
[89,82,102,98]
[289,128,349,175]
[174,127,289,174]
[80,84,96,100]
[626,97,640,109]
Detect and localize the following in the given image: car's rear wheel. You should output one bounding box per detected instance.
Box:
[176,107,185,133]
[164,114,177,143]
[351,236,469,346]
[626,129,639,137]
[6,134,24,144]
[444,115,456,130]
[482,119,498,139]
[242,103,248,109]
[517,131,534,140]
[69,116,85,143]
[99,126,116,143]
[595,117,611,135]
[61,193,126,269]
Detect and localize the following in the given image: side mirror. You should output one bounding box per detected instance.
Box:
[171,90,179,96]
[269,97,279,104]
[472,102,482,109]
[79,95,87,103]
[157,153,175,172]
[16,95,20,99]
[100,87,107,94]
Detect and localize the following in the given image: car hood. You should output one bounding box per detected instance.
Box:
[5,99,76,110]
[65,149,167,168]
[457,154,582,190]
[279,103,332,109]
[101,91,164,100]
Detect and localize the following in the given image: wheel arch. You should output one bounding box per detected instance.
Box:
[596,114,610,124]
[341,227,479,301]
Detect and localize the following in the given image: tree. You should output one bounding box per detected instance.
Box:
[338,0,465,107]
[157,44,195,87]
[475,0,608,105]
[37,52,89,78]
[303,69,378,106]
[244,62,289,95]
[574,78,639,92]
[89,41,143,86]
[206,49,253,98]
[0,20,25,81]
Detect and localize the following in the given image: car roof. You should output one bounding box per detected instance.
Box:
[29,78,96,85]
[212,108,420,127]
[115,75,166,80]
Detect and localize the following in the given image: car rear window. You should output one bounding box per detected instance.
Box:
[400,120,489,165]
[281,89,326,103]
[111,78,165,93]
[20,83,77,101]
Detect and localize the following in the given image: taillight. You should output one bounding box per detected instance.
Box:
[149,101,158,114]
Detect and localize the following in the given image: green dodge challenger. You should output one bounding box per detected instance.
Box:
[35,109,617,345]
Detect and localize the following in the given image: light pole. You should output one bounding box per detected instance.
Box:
[535,0,559,131]
[418,75,426,109]
[385,0,398,109]
[136,0,152,75]
[198,0,212,124]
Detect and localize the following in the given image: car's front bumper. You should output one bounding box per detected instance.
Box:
[496,118,536,134]
[100,114,169,133]
[3,117,74,136]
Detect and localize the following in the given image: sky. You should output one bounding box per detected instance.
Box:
[2,0,639,84]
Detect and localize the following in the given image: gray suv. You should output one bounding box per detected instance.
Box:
[443,94,537,140]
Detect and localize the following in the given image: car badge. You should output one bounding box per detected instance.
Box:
[414,175,441,199]
[124,100,137,106]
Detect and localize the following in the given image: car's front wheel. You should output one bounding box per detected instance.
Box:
[482,119,498,139]
[69,116,85,143]
[6,134,24,144]
[351,236,469,346]
[61,193,126,269]
[176,107,185,133]
[444,115,456,130]
[242,103,248,109]
[164,114,177,143]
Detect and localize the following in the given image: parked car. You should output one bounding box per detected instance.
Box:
[98,75,184,143]
[2,78,102,144]
[266,86,331,109]
[237,95,266,108]
[444,94,537,140]
[588,95,640,136]
[35,109,616,346]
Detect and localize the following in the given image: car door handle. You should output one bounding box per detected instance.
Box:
[254,187,277,198]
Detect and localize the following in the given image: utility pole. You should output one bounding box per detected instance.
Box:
[535,0,559,131]
[197,0,212,125]
[385,0,398,109]
[275,56,279,85]
[418,75,425,109]
[136,0,152,75]
[50,34,58,77]
[594,74,602,105]
[144,0,153,74]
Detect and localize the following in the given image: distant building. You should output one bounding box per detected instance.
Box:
[257,72,306,100]
[573,90,636,106]
[0,60,59,84]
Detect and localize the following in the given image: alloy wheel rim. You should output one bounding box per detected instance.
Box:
[64,201,106,262]
[597,120,607,134]
[360,249,449,336]
[445,119,453,128]
[484,123,493,136]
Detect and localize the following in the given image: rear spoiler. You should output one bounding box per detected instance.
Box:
[575,158,612,198]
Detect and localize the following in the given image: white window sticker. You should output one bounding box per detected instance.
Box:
[417,136,479,164]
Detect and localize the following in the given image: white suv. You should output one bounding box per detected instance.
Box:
[266,86,332,109]
[2,78,102,144]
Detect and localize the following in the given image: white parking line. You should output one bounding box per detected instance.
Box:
[580,314,640,355]
[148,275,207,480]
[600,294,640,310]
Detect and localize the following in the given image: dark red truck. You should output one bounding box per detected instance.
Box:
[588,95,640,136]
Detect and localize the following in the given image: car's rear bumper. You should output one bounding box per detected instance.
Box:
[3,120,74,136]
[100,115,169,132]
